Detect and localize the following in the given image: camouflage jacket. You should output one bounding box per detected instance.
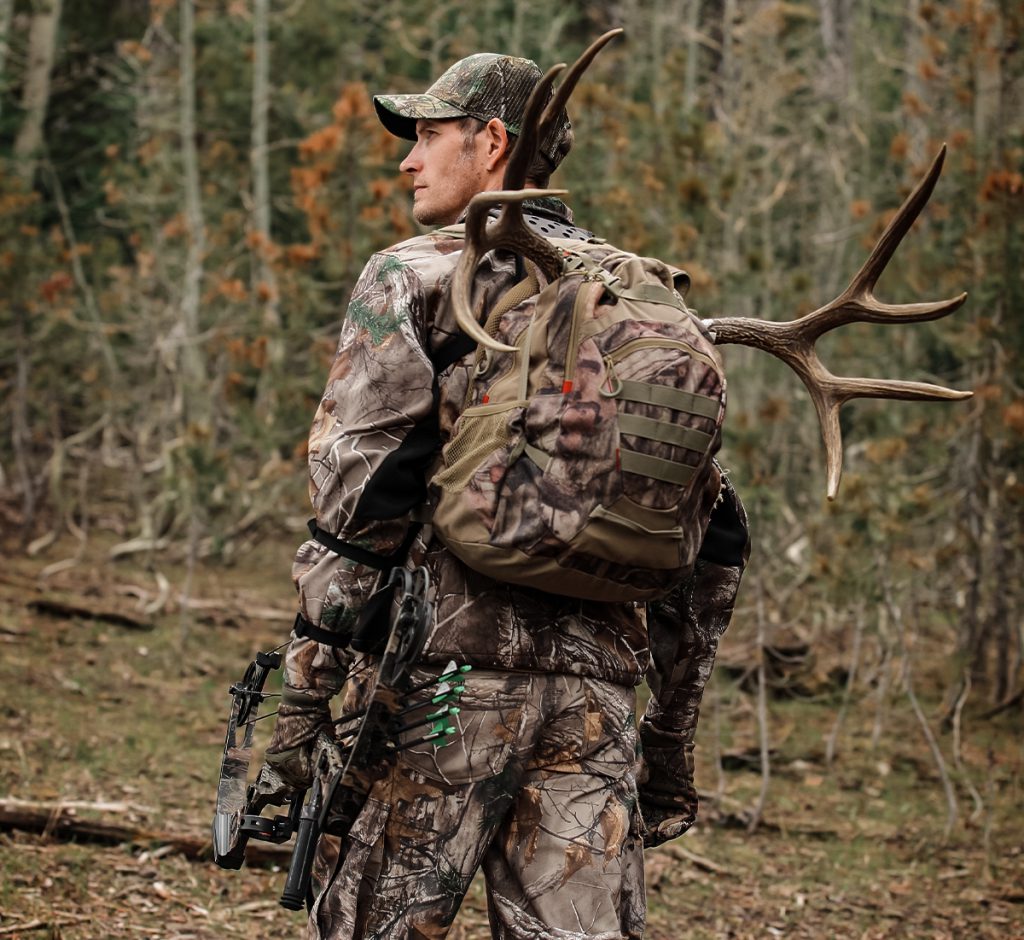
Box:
[279,200,749,824]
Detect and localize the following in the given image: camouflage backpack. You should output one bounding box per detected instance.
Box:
[429,239,727,602]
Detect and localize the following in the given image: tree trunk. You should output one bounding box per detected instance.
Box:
[179,0,210,430]
[251,0,283,421]
[973,0,1003,158]
[818,0,854,102]
[12,0,63,183]
[11,311,36,539]
[177,0,210,661]
[903,0,928,160]
[683,0,701,112]
[0,0,14,120]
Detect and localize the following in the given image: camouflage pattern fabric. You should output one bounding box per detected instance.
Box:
[307,663,645,940]
[639,483,749,846]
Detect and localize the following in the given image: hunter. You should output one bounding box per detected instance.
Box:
[264,51,749,939]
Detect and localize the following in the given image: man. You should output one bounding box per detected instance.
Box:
[265,51,748,940]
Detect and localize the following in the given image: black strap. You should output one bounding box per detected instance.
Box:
[292,566,410,651]
[353,334,475,523]
[293,611,350,647]
[306,519,422,571]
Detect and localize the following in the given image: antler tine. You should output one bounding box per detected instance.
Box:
[451,33,624,353]
[452,60,566,351]
[707,146,972,500]
[537,29,625,151]
[853,145,948,302]
[503,63,565,192]
[800,145,966,333]
[793,362,971,501]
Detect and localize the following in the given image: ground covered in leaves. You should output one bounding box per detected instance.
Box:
[0,536,1021,939]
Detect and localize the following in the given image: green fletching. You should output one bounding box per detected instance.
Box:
[431,684,465,704]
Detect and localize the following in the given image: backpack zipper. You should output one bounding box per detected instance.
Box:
[562,279,603,395]
[601,337,723,398]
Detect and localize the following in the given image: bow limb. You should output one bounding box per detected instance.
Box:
[212,649,298,868]
[318,567,439,839]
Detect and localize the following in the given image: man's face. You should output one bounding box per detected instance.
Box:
[400,119,493,226]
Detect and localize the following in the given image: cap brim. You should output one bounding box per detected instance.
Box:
[373,94,468,141]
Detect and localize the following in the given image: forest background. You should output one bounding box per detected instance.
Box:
[0,0,1021,938]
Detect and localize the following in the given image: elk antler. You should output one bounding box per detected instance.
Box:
[705,146,971,500]
[450,29,624,352]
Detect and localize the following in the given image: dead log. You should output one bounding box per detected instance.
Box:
[26,597,153,631]
[0,798,292,866]
[979,688,1024,720]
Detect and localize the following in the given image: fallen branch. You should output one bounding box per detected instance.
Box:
[116,584,294,625]
[107,536,171,560]
[978,688,1024,720]
[1,797,157,815]
[27,597,153,631]
[663,843,731,876]
[0,914,92,936]
[0,799,291,867]
[181,596,294,624]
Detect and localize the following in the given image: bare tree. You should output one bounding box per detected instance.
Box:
[179,0,210,430]
[0,0,14,119]
[251,0,283,419]
[177,0,210,657]
[825,602,865,765]
[13,0,63,183]
[818,0,855,102]
[747,575,771,833]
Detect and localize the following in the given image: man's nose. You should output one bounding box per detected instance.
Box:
[399,144,421,174]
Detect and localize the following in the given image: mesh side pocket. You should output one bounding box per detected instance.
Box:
[433,407,517,494]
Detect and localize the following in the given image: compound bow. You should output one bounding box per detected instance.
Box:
[211,565,470,911]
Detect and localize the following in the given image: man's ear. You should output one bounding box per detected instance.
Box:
[483,118,510,172]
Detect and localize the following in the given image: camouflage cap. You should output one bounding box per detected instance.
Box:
[374,53,571,168]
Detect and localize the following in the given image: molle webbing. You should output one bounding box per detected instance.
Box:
[614,380,721,420]
[617,413,713,452]
[619,451,696,486]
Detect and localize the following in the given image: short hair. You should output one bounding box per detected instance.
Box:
[456,116,572,188]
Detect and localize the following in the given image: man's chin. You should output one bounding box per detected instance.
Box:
[413,200,456,227]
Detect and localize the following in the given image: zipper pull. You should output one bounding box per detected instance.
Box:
[600,356,622,398]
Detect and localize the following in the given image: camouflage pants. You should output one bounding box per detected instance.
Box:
[307,668,645,940]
